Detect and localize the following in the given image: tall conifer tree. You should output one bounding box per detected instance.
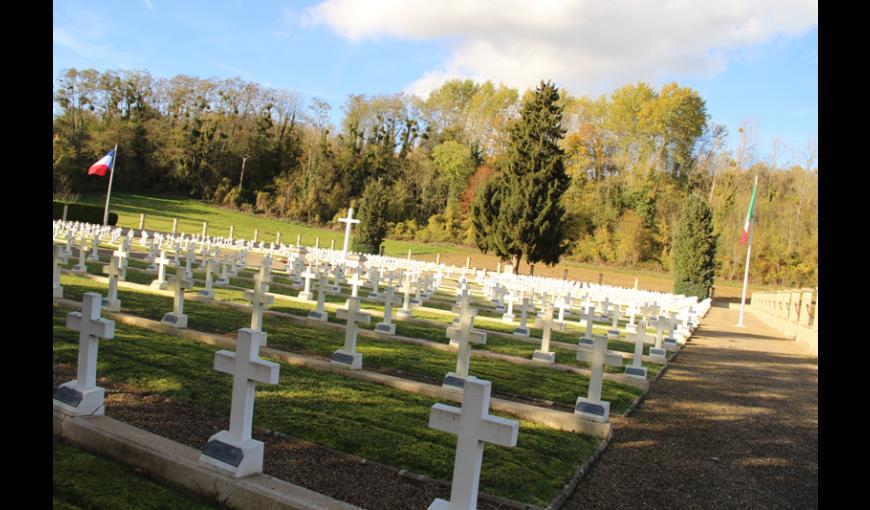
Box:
[672,193,717,299]
[472,81,570,273]
[351,179,389,255]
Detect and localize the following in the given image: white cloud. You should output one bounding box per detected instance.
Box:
[304,0,817,98]
[144,0,154,12]
[53,27,141,67]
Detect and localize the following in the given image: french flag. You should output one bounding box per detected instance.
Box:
[88,149,115,176]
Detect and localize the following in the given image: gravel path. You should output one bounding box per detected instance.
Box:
[563,306,818,509]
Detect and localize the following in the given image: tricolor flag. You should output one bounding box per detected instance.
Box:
[88,149,115,176]
[740,175,758,246]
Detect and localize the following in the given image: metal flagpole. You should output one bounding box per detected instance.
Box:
[102,144,118,226]
[737,176,758,328]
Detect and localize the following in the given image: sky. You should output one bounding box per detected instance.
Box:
[53,0,818,166]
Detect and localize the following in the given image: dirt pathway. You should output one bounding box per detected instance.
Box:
[563,306,818,509]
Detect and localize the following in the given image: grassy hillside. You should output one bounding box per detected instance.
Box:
[68,193,770,298]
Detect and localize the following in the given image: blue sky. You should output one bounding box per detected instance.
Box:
[53,0,817,166]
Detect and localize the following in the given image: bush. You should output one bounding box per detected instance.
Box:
[53,201,118,226]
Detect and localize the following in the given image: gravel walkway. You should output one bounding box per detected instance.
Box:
[563,306,818,509]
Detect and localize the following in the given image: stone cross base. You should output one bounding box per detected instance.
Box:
[72,264,87,274]
[625,325,638,334]
[578,337,594,348]
[306,310,328,322]
[624,366,648,380]
[663,338,680,352]
[501,314,515,324]
[297,291,314,301]
[199,431,264,478]
[102,297,121,312]
[442,372,468,391]
[330,350,362,370]
[648,348,668,362]
[512,327,530,337]
[161,313,188,329]
[532,350,556,364]
[368,291,380,299]
[607,330,621,340]
[374,322,396,335]
[575,397,610,423]
[395,308,413,320]
[53,382,105,417]
[427,498,452,510]
[53,286,64,299]
[198,289,215,299]
[150,280,169,290]
[87,254,100,262]
[494,304,506,313]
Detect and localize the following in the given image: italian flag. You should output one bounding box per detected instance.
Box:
[740,175,758,246]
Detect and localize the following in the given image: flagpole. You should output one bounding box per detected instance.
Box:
[102,144,118,226]
[737,175,758,328]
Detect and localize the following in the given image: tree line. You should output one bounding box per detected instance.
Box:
[52,68,817,287]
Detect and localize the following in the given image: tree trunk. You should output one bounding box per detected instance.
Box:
[512,254,521,275]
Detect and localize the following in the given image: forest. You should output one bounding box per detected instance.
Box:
[52,68,817,287]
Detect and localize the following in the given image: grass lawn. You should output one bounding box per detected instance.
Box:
[53,440,221,509]
[60,272,644,411]
[53,303,599,506]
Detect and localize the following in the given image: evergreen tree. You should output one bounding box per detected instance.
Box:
[351,179,389,255]
[672,193,717,299]
[471,80,570,273]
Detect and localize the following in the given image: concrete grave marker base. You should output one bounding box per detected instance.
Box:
[624,366,648,380]
[102,298,121,312]
[306,310,328,322]
[501,314,515,323]
[53,382,105,417]
[494,305,506,313]
[648,348,668,362]
[663,338,680,352]
[198,289,215,299]
[199,431,264,478]
[54,287,64,298]
[72,264,87,274]
[442,372,467,391]
[607,329,620,340]
[532,350,556,364]
[395,308,413,320]
[150,280,169,290]
[297,291,313,301]
[330,350,363,370]
[87,254,100,262]
[374,322,396,335]
[513,327,530,337]
[368,292,380,299]
[578,337,594,348]
[161,313,188,329]
[575,397,610,423]
[427,498,451,510]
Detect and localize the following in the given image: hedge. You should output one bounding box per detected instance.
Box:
[53,202,118,226]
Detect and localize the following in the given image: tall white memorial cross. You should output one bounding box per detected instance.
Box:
[532,305,558,364]
[200,328,280,478]
[161,266,193,329]
[331,296,372,370]
[624,319,649,380]
[427,377,519,510]
[245,273,275,332]
[53,292,116,417]
[374,284,399,335]
[53,244,68,298]
[575,334,622,423]
[150,250,174,290]
[338,207,360,257]
[102,255,124,312]
[444,290,485,390]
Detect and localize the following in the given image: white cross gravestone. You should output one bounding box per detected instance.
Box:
[532,305,558,364]
[575,336,622,423]
[306,269,334,322]
[150,250,174,290]
[72,234,88,274]
[451,289,487,345]
[53,244,68,298]
[216,253,231,285]
[161,266,193,328]
[661,311,681,352]
[297,265,317,301]
[512,294,531,337]
[395,271,415,320]
[501,291,515,323]
[444,291,486,390]
[625,301,639,334]
[101,255,124,312]
[577,306,603,349]
[53,292,116,417]
[245,273,275,332]
[624,320,649,380]
[367,267,381,299]
[199,328,280,478]
[374,284,400,335]
[606,302,621,340]
[427,377,519,510]
[331,296,372,370]
[87,236,100,262]
[198,257,217,299]
[338,207,360,257]
[648,316,669,362]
